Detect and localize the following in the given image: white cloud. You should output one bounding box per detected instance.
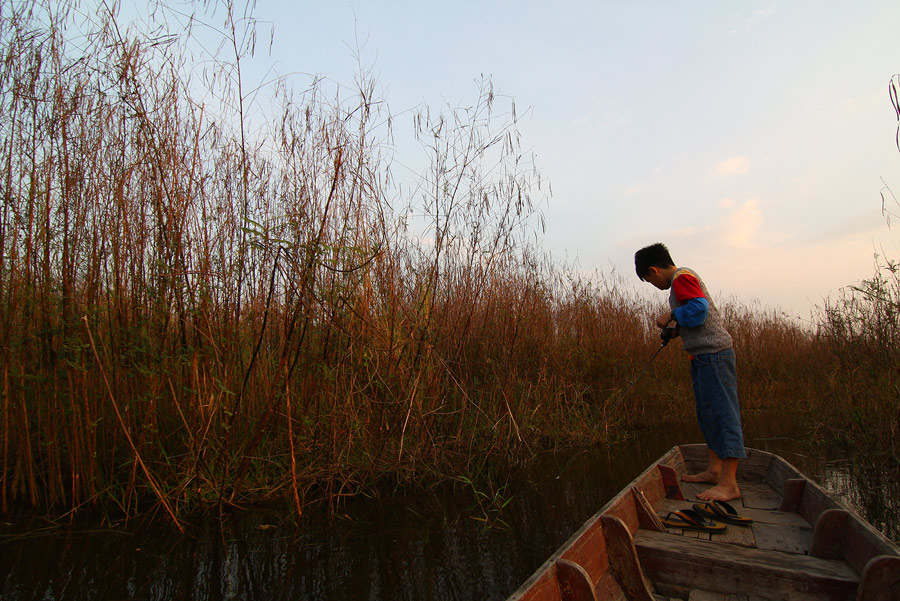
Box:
[673,226,702,237]
[572,114,592,127]
[715,156,751,177]
[729,7,776,34]
[722,199,763,248]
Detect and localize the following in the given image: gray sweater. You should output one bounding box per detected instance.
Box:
[668,267,733,356]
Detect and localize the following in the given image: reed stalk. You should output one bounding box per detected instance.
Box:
[0,0,891,526]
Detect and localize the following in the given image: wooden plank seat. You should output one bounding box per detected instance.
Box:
[634,529,859,601]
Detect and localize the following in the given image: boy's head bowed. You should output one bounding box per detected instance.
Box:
[634,242,675,281]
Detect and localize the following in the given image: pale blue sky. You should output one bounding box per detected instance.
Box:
[135,1,900,318]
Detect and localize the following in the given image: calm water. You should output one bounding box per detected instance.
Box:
[1,415,897,601]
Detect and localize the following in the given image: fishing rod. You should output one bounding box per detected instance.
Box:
[554,326,677,485]
[618,326,677,401]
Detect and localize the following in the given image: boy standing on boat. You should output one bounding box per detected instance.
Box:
[634,243,745,501]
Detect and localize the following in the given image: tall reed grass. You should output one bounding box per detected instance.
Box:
[0,1,871,524]
[815,258,900,462]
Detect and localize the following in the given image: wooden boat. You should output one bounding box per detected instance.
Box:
[506,444,900,601]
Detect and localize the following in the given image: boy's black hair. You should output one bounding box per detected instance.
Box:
[634,243,675,280]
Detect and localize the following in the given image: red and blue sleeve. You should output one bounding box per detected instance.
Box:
[672,273,709,328]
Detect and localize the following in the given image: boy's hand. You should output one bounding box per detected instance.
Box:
[660,326,679,345]
[656,311,674,329]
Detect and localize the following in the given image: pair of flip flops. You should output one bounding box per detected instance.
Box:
[692,500,753,526]
[661,500,753,533]
[661,508,726,533]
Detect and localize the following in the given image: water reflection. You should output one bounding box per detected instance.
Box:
[816,458,900,542]
[1,418,897,600]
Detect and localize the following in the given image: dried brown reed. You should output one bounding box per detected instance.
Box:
[0,1,838,523]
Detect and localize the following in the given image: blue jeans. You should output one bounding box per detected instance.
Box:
[690,348,746,459]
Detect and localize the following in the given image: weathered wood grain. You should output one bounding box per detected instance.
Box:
[713,520,756,548]
[762,452,798,496]
[601,515,656,601]
[778,478,806,512]
[654,582,691,599]
[635,470,669,512]
[657,464,686,501]
[687,590,726,601]
[809,509,848,560]
[740,507,809,528]
[810,508,900,574]
[603,493,641,535]
[678,444,709,471]
[688,593,766,601]
[737,482,781,510]
[634,529,859,601]
[763,454,846,525]
[752,522,812,554]
[594,571,628,601]
[797,477,845,527]
[559,516,610,590]
[857,555,900,601]
[632,487,666,533]
[678,481,706,501]
[508,568,563,601]
[842,511,900,574]
[664,445,689,476]
[735,448,773,483]
[556,559,600,601]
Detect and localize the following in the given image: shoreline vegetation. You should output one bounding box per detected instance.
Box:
[1,2,897,529]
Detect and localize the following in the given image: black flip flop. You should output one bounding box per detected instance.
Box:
[692,500,753,526]
[660,508,727,533]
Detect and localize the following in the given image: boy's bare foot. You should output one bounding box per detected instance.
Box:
[682,470,718,484]
[697,483,741,502]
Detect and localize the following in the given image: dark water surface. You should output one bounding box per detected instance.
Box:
[2,415,897,600]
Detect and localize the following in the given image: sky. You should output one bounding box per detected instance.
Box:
[136,1,900,319]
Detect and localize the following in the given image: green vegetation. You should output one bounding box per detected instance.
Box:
[0,1,896,527]
[818,258,900,461]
